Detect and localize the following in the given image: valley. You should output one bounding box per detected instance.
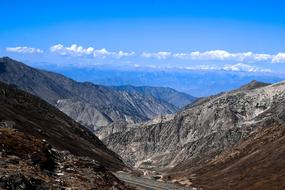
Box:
[0,57,285,190]
[2,1,285,189]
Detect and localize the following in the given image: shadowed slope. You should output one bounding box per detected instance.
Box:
[0,81,126,171]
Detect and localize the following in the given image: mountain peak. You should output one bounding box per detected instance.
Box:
[239,80,270,90]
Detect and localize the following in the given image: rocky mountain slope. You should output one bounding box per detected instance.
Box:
[0,81,134,189]
[0,128,132,189]
[97,80,285,176]
[0,81,126,171]
[113,85,196,108]
[168,96,285,189]
[55,99,113,129]
[0,57,182,129]
[174,121,285,190]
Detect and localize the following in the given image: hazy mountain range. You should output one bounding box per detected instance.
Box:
[36,64,284,97]
[0,57,195,130]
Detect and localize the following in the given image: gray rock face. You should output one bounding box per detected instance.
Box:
[55,93,176,129]
[55,99,112,130]
[0,57,181,129]
[113,85,196,108]
[97,81,285,171]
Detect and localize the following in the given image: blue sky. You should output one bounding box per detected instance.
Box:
[1,0,285,73]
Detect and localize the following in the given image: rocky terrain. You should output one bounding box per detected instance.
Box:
[0,57,191,130]
[97,80,285,181]
[0,128,132,189]
[55,99,113,129]
[171,121,285,190]
[0,81,127,171]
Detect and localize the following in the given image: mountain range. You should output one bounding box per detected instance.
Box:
[1,57,285,189]
[0,57,195,130]
[42,65,284,97]
[112,85,196,108]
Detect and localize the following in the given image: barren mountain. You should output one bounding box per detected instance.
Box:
[0,57,180,129]
[0,81,126,170]
[0,81,134,189]
[168,96,285,189]
[97,80,285,177]
[172,121,285,190]
[113,85,196,108]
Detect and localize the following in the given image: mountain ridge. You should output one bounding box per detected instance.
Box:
[0,81,135,189]
[0,57,195,130]
[97,80,285,176]
[112,85,196,108]
[0,81,126,171]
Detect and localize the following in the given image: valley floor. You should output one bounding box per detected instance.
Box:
[115,172,194,190]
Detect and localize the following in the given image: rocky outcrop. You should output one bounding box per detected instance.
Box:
[97,81,285,172]
[0,57,180,129]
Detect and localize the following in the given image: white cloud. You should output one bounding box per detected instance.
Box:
[191,50,234,60]
[93,48,111,58]
[6,46,43,54]
[50,44,134,59]
[272,53,285,63]
[174,50,274,62]
[184,63,271,73]
[38,45,285,64]
[223,63,271,72]
[172,53,191,59]
[253,53,273,61]
[141,51,172,59]
[115,51,135,58]
[93,49,135,58]
[134,64,140,68]
[50,44,94,56]
[185,65,218,71]
[50,44,64,53]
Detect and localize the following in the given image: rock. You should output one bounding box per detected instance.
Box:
[0,121,16,129]
[0,174,45,190]
[0,128,133,190]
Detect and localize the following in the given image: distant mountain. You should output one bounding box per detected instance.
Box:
[0,57,179,129]
[46,66,284,97]
[113,85,196,108]
[0,81,132,189]
[97,80,285,189]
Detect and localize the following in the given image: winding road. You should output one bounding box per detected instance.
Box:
[115,172,194,190]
